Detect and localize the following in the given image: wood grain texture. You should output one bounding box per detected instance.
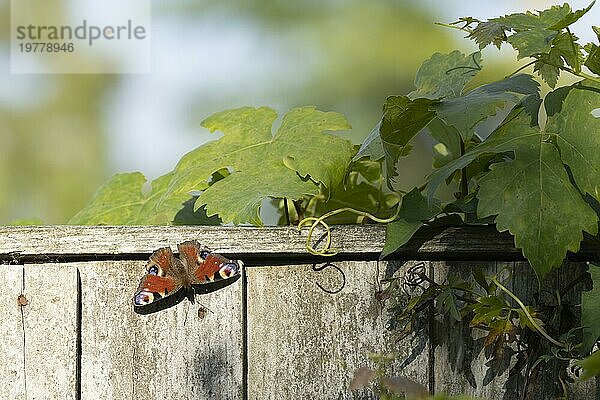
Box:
[2,225,597,260]
[0,265,26,399]
[246,261,429,399]
[76,260,243,400]
[23,264,78,400]
[432,261,511,399]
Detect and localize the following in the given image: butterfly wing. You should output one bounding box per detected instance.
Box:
[132,247,183,307]
[178,241,242,284]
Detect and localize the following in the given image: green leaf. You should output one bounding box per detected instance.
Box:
[548,1,596,30]
[434,75,539,141]
[69,172,190,225]
[429,118,462,168]
[427,97,598,278]
[381,219,422,258]
[553,32,585,71]
[581,264,600,353]
[578,350,600,381]
[381,188,441,258]
[491,4,571,59]
[584,43,600,75]
[507,29,558,59]
[409,51,482,100]
[377,96,438,183]
[476,117,598,278]
[354,122,384,161]
[159,106,353,225]
[425,104,538,202]
[398,188,441,222]
[534,48,563,88]
[469,21,507,49]
[547,80,600,201]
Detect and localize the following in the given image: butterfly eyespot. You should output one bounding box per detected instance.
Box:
[200,250,210,260]
[219,262,239,278]
[148,266,159,275]
[133,291,153,306]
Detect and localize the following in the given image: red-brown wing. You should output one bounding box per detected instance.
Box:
[177,240,242,284]
[132,247,182,307]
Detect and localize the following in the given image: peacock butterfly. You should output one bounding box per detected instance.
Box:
[133,240,242,307]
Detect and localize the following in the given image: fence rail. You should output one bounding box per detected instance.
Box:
[0,225,598,399]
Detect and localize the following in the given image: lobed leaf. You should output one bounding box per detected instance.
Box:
[476,117,598,279]
[469,21,506,49]
[546,80,600,202]
[158,106,354,225]
[489,4,571,59]
[69,172,192,225]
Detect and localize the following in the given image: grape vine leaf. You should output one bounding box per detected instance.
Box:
[425,90,599,278]
[434,74,539,142]
[158,106,354,226]
[355,96,438,185]
[408,50,482,100]
[546,80,600,202]
[534,48,563,88]
[489,4,571,59]
[475,114,598,278]
[69,172,195,225]
[381,188,441,258]
[425,99,541,203]
[581,264,600,354]
[548,1,595,31]
[469,21,506,49]
[585,43,600,75]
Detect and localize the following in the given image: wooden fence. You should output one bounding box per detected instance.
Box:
[0,225,598,399]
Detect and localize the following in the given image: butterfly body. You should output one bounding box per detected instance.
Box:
[133,241,242,308]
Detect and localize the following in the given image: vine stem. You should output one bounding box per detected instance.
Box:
[433,22,473,34]
[298,205,400,256]
[491,277,566,348]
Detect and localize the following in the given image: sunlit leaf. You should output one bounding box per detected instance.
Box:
[159,106,353,225]
[69,172,191,225]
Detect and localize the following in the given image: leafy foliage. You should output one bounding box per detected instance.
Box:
[72,106,354,225]
[464,1,598,87]
[380,262,600,397]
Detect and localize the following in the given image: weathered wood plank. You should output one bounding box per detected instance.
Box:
[2,225,597,260]
[432,261,509,399]
[246,261,429,399]
[23,264,78,400]
[76,260,243,400]
[0,265,26,399]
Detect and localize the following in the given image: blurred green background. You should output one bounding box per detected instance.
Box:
[1,0,597,224]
